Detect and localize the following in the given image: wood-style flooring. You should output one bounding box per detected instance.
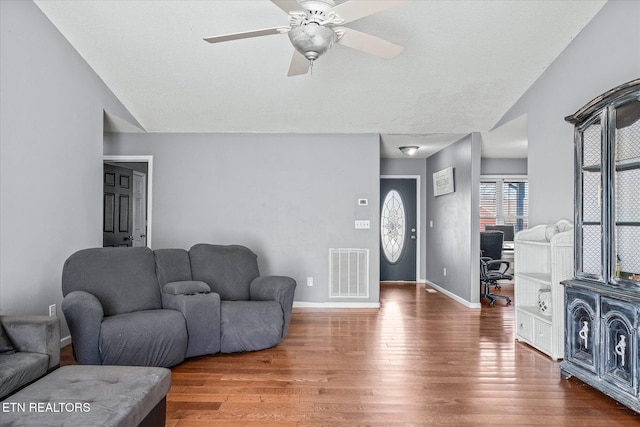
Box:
[61,282,639,426]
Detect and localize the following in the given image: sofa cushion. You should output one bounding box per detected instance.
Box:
[154,248,193,285]
[0,352,48,399]
[100,309,187,367]
[62,247,162,316]
[189,244,260,301]
[220,301,283,353]
[0,323,15,354]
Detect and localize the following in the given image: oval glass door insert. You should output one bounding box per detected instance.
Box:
[381,189,406,263]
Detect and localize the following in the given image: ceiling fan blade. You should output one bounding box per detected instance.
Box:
[203,27,288,44]
[287,50,310,76]
[271,0,306,14]
[329,0,409,25]
[336,27,404,59]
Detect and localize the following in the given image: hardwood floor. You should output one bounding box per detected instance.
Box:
[61,282,639,426]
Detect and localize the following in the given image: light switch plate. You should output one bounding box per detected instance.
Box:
[355,220,370,229]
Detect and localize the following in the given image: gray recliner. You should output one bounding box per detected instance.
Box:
[189,244,296,353]
[62,247,216,367]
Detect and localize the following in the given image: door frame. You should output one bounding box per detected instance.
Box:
[132,170,147,247]
[380,175,421,282]
[103,155,153,248]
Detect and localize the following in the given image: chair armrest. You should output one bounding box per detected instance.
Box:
[61,290,104,365]
[161,291,221,357]
[486,259,510,275]
[250,276,297,337]
[0,315,60,370]
[162,280,211,295]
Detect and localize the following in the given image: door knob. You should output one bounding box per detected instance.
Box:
[410,235,416,240]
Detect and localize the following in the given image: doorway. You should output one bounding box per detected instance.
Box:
[103,155,153,248]
[380,176,420,281]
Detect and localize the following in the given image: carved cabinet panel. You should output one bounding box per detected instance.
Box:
[565,288,598,373]
[601,297,637,395]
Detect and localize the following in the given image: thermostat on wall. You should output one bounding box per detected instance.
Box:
[358,199,368,206]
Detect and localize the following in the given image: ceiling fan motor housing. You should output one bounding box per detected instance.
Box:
[299,0,337,12]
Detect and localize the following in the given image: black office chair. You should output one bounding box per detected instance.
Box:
[480,230,512,306]
[485,225,515,242]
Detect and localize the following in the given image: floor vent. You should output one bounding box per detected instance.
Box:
[329,248,369,298]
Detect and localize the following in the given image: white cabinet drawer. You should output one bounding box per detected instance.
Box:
[516,309,534,342]
[534,318,552,354]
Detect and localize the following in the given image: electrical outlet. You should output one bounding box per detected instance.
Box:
[49,304,56,317]
[306,277,313,287]
[443,268,447,277]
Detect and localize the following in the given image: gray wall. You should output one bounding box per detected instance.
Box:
[481,158,527,176]
[380,158,427,281]
[425,134,481,304]
[495,0,640,227]
[0,0,138,339]
[104,132,381,304]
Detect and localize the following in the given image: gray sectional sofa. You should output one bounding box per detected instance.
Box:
[0,315,60,399]
[61,244,296,367]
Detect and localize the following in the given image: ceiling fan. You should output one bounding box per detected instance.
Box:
[203,0,409,76]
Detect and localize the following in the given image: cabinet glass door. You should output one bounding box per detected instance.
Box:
[577,116,604,281]
[612,98,640,284]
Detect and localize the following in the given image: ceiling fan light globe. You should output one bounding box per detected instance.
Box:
[288,24,337,61]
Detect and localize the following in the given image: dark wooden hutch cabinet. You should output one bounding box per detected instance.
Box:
[561,79,640,413]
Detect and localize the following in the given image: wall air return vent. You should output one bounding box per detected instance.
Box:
[329,248,369,298]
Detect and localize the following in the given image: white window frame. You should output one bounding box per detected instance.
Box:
[480,175,528,232]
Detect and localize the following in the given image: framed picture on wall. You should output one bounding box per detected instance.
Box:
[433,167,455,196]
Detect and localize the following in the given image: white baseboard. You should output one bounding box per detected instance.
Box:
[424,280,481,309]
[293,301,380,309]
[60,335,72,347]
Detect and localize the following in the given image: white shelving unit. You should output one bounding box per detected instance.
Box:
[514,220,574,360]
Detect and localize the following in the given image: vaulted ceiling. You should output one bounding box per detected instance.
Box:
[34,0,607,158]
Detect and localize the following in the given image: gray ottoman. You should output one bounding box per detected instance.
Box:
[0,365,171,427]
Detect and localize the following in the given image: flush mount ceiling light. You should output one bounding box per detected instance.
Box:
[399,146,419,156]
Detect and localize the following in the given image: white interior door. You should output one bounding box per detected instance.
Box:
[132,171,147,247]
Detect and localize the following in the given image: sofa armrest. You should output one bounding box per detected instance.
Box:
[250,276,297,337]
[162,280,211,295]
[61,290,104,365]
[0,315,60,370]
[161,291,221,357]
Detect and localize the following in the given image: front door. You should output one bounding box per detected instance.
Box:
[103,163,133,247]
[380,178,417,281]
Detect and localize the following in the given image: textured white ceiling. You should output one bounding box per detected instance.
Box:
[35,0,606,158]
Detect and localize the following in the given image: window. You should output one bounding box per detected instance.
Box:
[480,177,528,233]
[380,189,406,263]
